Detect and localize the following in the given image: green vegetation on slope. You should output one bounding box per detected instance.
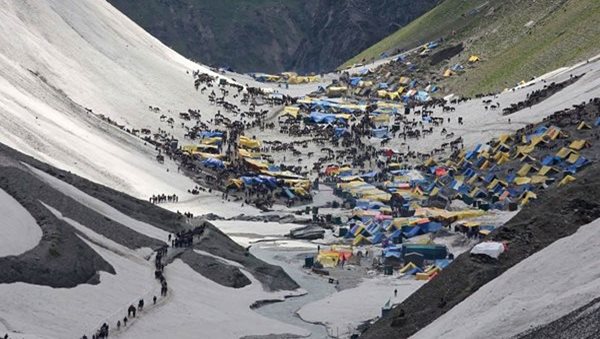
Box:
[342,0,600,96]
[342,0,488,67]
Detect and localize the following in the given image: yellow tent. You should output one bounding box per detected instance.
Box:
[327,86,348,97]
[281,106,300,118]
[399,262,417,274]
[281,72,298,78]
[201,137,222,145]
[237,148,261,159]
[239,136,261,149]
[493,143,511,153]
[577,121,592,130]
[353,234,371,246]
[555,147,574,159]
[498,134,514,144]
[558,175,576,187]
[443,69,455,77]
[317,252,340,268]
[244,158,269,170]
[398,76,410,85]
[569,139,590,151]
[480,160,491,170]
[371,113,390,123]
[517,164,535,177]
[538,166,558,176]
[566,153,581,164]
[297,97,313,105]
[227,178,243,189]
[468,55,480,63]
[514,177,532,185]
[530,135,548,147]
[487,178,507,190]
[530,175,548,184]
[515,144,535,156]
[520,191,537,205]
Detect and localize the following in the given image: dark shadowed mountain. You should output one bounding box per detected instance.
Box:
[107,0,438,73]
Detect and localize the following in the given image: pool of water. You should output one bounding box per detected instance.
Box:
[251,246,336,338]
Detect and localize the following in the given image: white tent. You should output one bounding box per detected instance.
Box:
[470,242,505,259]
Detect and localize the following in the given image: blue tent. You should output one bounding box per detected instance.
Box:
[427,41,439,49]
[371,128,389,138]
[542,155,560,166]
[360,171,378,179]
[202,158,224,169]
[383,246,402,258]
[595,117,600,126]
[309,112,337,124]
[415,91,430,102]
[283,187,296,199]
[463,168,476,178]
[451,64,464,71]
[421,222,442,233]
[372,233,386,244]
[334,127,348,138]
[434,259,451,269]
[402,225,422,238]
[350,77,362,86]
[506,173,516,184]
[258,175,278,188]
[199,131,224,138]
[240,176,261,186]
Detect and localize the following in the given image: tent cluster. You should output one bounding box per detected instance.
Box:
[251,71,320,84]
[228,135,312,200]
[423,123,594,209]
[279,97,404,136]
[324,164,490,253]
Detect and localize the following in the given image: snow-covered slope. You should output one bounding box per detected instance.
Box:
[0,1,199,198]
[0,188,42,256]
[0,0,270,218]
[411,217,600,339]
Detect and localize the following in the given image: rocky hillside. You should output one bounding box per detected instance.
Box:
[107,0,437,73]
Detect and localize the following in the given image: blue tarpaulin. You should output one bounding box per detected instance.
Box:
[371,128,389,138]
[415,91,430,102]
[202,158,224,169]
[283,187,296,199]
[199,131,223,138]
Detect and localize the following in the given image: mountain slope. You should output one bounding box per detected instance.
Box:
[0,141,302,338]
[342,0,600,95]
[0,0,269,218]
[412,216,600,339]
[107,0,438,73]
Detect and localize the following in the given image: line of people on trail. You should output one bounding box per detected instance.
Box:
[155,246,169,297]
[81,246,170,339]
[169,231,194,248]
[149,193,179,204]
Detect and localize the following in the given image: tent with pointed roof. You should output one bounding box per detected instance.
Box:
[577,121,592,130]
[468,55,480,63]
[569,139,591,151]
[558,175,576,187]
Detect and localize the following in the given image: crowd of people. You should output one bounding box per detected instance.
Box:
[149,193,179,204]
